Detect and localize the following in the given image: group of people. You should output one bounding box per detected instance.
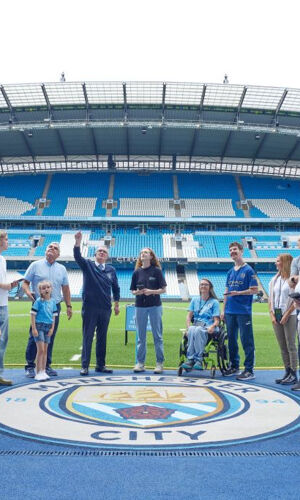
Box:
[0,230,299,391]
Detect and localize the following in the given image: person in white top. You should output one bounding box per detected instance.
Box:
[0,230,20,385]
[269,254,298,385]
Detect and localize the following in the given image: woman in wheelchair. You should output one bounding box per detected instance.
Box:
[182,278,220,372]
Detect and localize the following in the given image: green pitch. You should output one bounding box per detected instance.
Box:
[6,301,284,370]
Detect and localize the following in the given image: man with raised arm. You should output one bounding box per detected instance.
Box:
[74,231,120,376]
[23,242,72,378]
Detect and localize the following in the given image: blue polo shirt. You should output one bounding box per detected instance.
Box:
[225,264,258,315]
[24,259,69,303]
[31,298,58,324]
[189,297,220,326]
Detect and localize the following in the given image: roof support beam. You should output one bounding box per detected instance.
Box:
[158,83,166,160]
[236,86,247,123]
[252,133,268,163]
[123,83,130,161]
[1,85,15,123]
[189,85,207,161]
[82,82,89,122]
[274,88,288,125]
[55,129,67,160]
[284,137,300,166]
[221,131,232,162]
[41,84,52,119]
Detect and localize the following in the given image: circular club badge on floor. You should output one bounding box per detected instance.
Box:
[0,375,299,450]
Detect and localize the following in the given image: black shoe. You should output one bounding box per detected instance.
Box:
[275,368,290,384]
[25,367,35,378]
[281,370,297,385]
[46,367,57,377]
[224,367,241,377]
[80,368,89,376]
[95,366,113,374]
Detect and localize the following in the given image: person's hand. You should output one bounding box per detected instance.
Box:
[294,298,300,308]
[143,289,154,296]
[220,312,225,321]
[66,307,72,320]
[270,312,277,325]
[114,303,120,316]
[10,280,20,289]
[207,325,215,334]
[74,231,82,246]
[48,329,54,337]
[134,289,145,295]
[32,328,38,337]
[280,314,289,325]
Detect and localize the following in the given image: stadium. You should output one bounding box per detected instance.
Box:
[1,80,300,497]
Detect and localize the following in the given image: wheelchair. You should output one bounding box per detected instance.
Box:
[177,321,230,378]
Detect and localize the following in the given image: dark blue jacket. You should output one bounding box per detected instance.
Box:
[74,246,120,309]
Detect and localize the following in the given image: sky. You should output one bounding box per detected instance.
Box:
[1,0,300,89]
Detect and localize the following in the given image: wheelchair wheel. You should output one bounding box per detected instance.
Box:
[217,331,230,375]
[210,365,216,378]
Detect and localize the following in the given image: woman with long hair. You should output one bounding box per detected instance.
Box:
[182,278,220,371]
[130,247,167,374]
[269,253,298,385]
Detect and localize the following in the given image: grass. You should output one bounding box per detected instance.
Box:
[5,301,284,370]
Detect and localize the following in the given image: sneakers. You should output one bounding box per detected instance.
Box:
[46,367,57,377]
[236,370,255,381]
[133,363,145,373]
[0,376,12,386]
[80,368,89,376]
[291,381,300,391]
[154,363,164,374]
[35,372,49,381]
[182,360,194,371]
[25,367,35,378]
[275,369,290,384]
[224,367,241,377]
[280,370,297,385]
[194,361,203,371]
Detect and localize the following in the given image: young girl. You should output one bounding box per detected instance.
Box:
[31,281,58,381]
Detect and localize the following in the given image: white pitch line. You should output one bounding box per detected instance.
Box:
[70,354,81,361]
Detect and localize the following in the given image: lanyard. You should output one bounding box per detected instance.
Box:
[275,276,285,309]
[197,298,211,316]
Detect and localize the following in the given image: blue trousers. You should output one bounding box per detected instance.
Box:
[135,306,164,364]
[81,304,111,369]
[25,303,61,370]
[225,313,255,373]
[0,306,9,374]
[186,325,208,362]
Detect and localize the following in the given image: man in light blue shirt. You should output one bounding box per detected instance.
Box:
[22,242,72,378]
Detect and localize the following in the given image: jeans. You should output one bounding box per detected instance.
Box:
[33,322,52,344]
[225,313,255,373]
[25,303,61,370]
[186,325,208,362]
[135,306,164,364]
[0,306,8,375]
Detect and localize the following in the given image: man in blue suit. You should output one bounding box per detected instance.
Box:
[74,231,120,375]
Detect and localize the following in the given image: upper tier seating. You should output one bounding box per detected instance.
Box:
[181,199,235,217]
[43,173,109,216]
[114,173,174,199]
[241,177,300,218]
[0,174,46,216]
[118,198,175,217]
[64,198,97,217]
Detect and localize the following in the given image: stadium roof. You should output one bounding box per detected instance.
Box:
[1,81,300,177]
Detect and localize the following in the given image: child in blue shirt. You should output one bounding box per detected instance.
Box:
[31,281,58,381]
